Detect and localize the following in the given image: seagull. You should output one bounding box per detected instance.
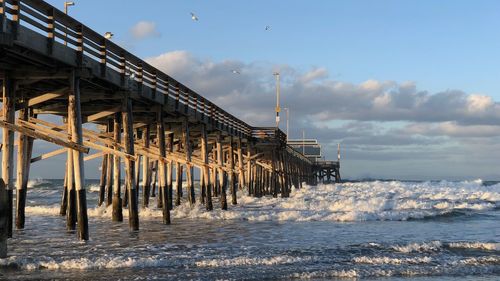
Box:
[265,25,271,31]
[104,32,113,39]
[231,69,240,75]
[190,12,199,21]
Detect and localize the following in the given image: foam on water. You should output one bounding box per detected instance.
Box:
[0,255,173,270]
[195,255,312,267]
[26,178,50,188]
[24,180,500,222]
[353,256,433,265]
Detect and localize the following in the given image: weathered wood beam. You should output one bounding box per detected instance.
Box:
[83,105,121,123]
[84,151,104,162]
[0,120,89,153]
[31,147,66,163]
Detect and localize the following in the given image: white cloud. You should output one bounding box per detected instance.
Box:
[143,50,500,179]
[130,21,161,40]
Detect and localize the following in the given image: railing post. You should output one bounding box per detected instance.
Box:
[10,0,19,39]
[151,71,157,101]
[184,89,189,115]
[76,25,84,66]
[120,53,126,87]
[175,83,180,111]
[100,38,107,77]
[0,0,6,32]
[47,8,55,55]
[137,62,143,94]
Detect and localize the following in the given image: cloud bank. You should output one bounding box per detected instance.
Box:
[146,51,500,180]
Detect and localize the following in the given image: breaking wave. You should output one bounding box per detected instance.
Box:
[24,179,500,222]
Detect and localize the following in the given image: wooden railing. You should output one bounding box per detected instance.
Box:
[0,0,253,137]
[251,127,287,144]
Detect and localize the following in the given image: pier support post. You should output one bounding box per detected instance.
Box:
[157,108,170,224]
[183,120,195,206]
[112,113,123,222]
[123,97,139,230]
[237,138,246,191]
[15,105,27,229]
[66,123,76,231]
[0,179,7,258]
[200,124,213,210]
[166,132,174,210]
[228,136,237,205]
[105,119,114,206]
[98,153,107,207]
[68,72,89,240]
[175,162,182,206]
[15,104,28,229]
[246,147,252,196]
[2,74,15,237]
[216,134,227,210]
[142,125,151,208]
[60,165,68,216]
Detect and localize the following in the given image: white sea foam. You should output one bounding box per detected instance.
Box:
[27,178,50,188]
[391,241,443,253]
[195,255,311,267]
[0,255,173,270]
[25,180,500,222]
[353,256,433,265]
[455,256,500,265]
[448,242,500,251]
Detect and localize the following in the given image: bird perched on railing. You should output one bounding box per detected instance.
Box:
[104,32,113,39]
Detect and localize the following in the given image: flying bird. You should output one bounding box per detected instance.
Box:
[190,12,199,21]
[231,69,240,74]
[265,25,271,31]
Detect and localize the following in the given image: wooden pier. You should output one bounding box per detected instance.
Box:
[0,0,334,257]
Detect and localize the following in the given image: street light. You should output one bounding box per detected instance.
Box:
[64,1,75,14]
[284,107,289,142]
[63,2,75,46]
[273,72,280,127]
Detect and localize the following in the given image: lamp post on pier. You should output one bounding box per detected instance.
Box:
[63,2,75,46]
[273,72,280,128]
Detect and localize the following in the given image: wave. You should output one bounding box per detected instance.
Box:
[27,178,50,188]
[449,242,500,251]
[353,256,433,265]
[23,179,500,222]
[0,255,173,270]
[388,241,499,253]
[195,255,312,267]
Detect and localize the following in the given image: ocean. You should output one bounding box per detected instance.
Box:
[0,179,498,280]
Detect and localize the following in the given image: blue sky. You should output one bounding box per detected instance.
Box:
[47,0,500,96]
[32,0,500,180]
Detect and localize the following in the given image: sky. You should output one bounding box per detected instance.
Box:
[28,0,500,180]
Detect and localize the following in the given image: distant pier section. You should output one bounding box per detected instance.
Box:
[288,139,341,183]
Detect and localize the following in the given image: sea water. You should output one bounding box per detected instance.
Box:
[0,179,498,280]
